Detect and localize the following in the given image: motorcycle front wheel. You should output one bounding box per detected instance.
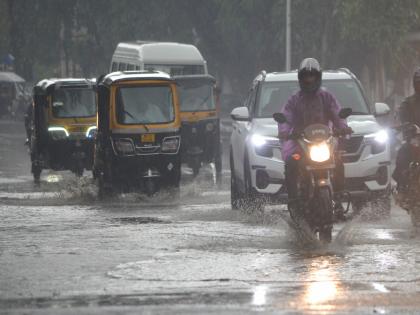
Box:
[317,187,333,243]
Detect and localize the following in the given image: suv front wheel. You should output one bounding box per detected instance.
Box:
[243,153,264,213]
[230,149,243,210]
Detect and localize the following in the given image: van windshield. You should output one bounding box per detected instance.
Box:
[255,80,370,118]
[52,87,96,118]
[116,85,175,125]
[178,82,215,112]
[144,64,204,75]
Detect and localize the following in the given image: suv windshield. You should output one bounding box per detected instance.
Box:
[256,79,370,118]
[116,85,174,125]
[52,87,96,118]
[177,82,215,112]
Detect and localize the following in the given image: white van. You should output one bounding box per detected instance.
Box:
[110,41,208,76]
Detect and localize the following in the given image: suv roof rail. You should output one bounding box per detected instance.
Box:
[337,67,355,76]
[261,70,267,79]
[254,70,267,84]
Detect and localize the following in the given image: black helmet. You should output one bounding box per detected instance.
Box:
[298,58,322,93]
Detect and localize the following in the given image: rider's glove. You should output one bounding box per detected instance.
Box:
[336,127,353,136]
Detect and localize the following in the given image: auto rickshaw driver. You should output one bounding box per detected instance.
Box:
[118,87,167,124]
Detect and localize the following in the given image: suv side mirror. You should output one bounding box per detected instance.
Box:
[231,106,250,121]
[374,102,391,117]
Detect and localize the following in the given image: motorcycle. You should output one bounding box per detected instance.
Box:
[393,123,420,227]
[273,108,352,243]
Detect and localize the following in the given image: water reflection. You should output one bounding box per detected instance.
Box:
[300,258,344,313]
[252,285,268,306]
[375,230,393,240]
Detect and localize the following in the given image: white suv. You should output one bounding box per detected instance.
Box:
[230,69,392,213]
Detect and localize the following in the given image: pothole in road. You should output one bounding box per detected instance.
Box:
[113,216,171,225]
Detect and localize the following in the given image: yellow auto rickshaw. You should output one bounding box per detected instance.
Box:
[175,75,222,181]
[93,71,182,196]
[29,79,96,182]
[30,78,97,182]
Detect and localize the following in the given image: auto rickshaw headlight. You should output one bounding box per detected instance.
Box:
[162,136,180,153]
[86,126,97,139]
[48,127,69,140]
[206,122,215,132]
[114,138,135,155]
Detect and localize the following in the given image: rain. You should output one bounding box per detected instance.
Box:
[1,1,420,314]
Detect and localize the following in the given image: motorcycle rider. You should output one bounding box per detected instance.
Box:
[278,58,351,219]
[393,68,420,198]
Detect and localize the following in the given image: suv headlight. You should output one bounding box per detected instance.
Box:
[162,136,180,153]
[251,134,279,158]
[365,130,388,144]
[309,142,330,162]
[251,134,279,147]
[114,138,135,155]
[48,126,69,140]
[86,126,97,139]
[364,130,388,154]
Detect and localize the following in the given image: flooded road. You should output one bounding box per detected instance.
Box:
[1,120,420,314]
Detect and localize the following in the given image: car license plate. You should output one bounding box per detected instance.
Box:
[141,134,155,143]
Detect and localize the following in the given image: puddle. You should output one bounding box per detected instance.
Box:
[113,216,171,225]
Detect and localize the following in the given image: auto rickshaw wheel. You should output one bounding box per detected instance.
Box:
[75,168,84,177]
[98,173,113,199]
[32,163,41,184]
[215,151,222,186]
[192,158,201,177]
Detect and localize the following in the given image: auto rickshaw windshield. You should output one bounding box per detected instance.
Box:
[116,85,175,125]
[52,87,96,118]
[178,82,215,112]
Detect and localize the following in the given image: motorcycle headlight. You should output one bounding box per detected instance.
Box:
[309,142,331,162]
[85,126,97,139]
[162,136,180,153]
[114,138,135,155]
[48,126,69,140]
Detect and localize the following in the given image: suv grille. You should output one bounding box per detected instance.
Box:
[339,136,364,163]
[339,136,363,154]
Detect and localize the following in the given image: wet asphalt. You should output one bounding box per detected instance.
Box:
[1,120,420,314]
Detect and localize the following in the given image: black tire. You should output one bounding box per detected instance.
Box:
[230,149,242,210]
[168,165,181,200]
[98,172,113,199]
[32,163,41,184]
[410,207,420,227]
[243,154,264,213]
[145,178,157,196]
[192,157,200,177]
[75,168,84,177]
[319,227,332,243]
[317,187,333,243]
[215,142,223,186]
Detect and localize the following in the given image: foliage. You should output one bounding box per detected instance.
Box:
[1,0,420,93]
